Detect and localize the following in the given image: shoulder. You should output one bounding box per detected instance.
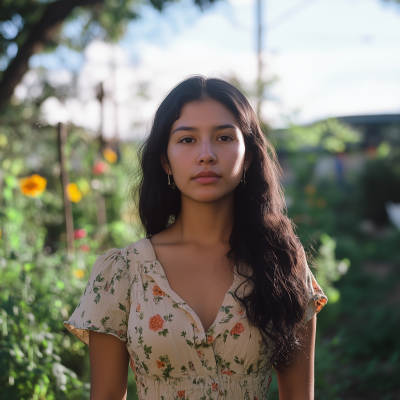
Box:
[90,237,156,283]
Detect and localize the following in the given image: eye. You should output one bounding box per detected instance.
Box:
[179,137,195,144]
[218,135,233,142]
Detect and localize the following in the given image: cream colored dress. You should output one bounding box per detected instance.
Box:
[64,237,327,400]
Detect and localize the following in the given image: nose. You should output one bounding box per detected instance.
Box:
[197,139,217,165]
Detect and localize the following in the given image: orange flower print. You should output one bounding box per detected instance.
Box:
[196,350,205,358]
[117,329,124,336]
[221,368,234,376]
[219,390,224,396]
[238,309,244,315]
[315,297,327,313]
[177,390,186,399]
[207,335,214,344]
[104,283,111,292]
[136,303,141,312]
[230,322,245,335]
[156,360,166,369]
[211,382,219,392]
[153,285,166,296]
[149,314,164,332]
[311,278,327,312]
[255,397,259,400]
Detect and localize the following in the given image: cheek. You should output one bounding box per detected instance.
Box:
[167,145,190,175]
[228,143,246,177]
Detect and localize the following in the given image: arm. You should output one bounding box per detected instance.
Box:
[89,330,130,400]
[275,308,317,400]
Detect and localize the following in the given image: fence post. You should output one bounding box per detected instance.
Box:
[57,122,74,253]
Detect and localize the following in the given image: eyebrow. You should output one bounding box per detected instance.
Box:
[172,124,237,134]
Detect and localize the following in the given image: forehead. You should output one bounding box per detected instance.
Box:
[171,99,238,130]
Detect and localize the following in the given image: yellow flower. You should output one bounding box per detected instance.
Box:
[67,183,82,203]
[305,184,316,195]
[102,148,118,163]
[73,269,85,279]
[20,174,47,197]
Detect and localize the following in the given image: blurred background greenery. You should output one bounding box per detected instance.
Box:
[1,0,400,399]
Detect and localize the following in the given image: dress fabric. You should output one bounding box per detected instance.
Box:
[64,237,328,400]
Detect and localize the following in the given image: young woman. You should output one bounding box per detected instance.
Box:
[64,75,327,400]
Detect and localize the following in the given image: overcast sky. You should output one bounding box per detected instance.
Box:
[24,0,400,140]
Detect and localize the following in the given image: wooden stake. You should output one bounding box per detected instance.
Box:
[57,122,74,253]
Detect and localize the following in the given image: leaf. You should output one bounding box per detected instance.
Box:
[118,303,127,312]
[144,345,152,355]
[142,362,149,374]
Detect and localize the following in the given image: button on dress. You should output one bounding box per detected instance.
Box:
[64,237,327,400]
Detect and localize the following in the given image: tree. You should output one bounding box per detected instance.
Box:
[0,0,218,106]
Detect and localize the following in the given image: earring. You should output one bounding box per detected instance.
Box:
[241,169,246,185]
[167,173,177,189]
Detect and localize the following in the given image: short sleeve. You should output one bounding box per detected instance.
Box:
[63,247,132,346]
[302,264,328,326]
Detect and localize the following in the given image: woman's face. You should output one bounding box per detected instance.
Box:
[161,98,252,203]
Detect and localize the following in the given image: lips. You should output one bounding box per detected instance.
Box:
[193,170,221,179]
[192,170,221,185]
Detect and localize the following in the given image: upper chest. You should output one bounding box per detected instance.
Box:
[149,241,235,332]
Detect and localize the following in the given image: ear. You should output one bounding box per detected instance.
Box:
[160,153,171,175]
[244,150,253,171]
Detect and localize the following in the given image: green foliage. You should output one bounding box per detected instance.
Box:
[356,156,400,226]
[0,102,142,399]
[313,233,350,304]
[271,118,362,152]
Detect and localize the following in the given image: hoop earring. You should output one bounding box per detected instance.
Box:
[241,169,246,185]
[167,173,177,189]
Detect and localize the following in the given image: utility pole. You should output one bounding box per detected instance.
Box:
[95,81,107,230]
[96,82,105,152]
[256,0,263,118]
[113,45,119,142]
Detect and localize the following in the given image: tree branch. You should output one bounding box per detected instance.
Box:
[0,0,103,106]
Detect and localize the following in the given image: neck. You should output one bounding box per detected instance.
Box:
[169,191,234,246]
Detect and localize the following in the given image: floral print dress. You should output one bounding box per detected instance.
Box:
[64,237,327,400]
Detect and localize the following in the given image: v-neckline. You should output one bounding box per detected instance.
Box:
[143,236,239,334]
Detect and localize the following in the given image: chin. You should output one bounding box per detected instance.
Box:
[183,187,233,203]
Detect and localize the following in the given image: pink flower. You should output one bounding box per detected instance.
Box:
[74,229,87,239]
[104,284,111,292]
[92,161,108,175]
[79,244,90,252]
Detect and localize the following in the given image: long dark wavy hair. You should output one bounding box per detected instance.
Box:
[132,75,309,367]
